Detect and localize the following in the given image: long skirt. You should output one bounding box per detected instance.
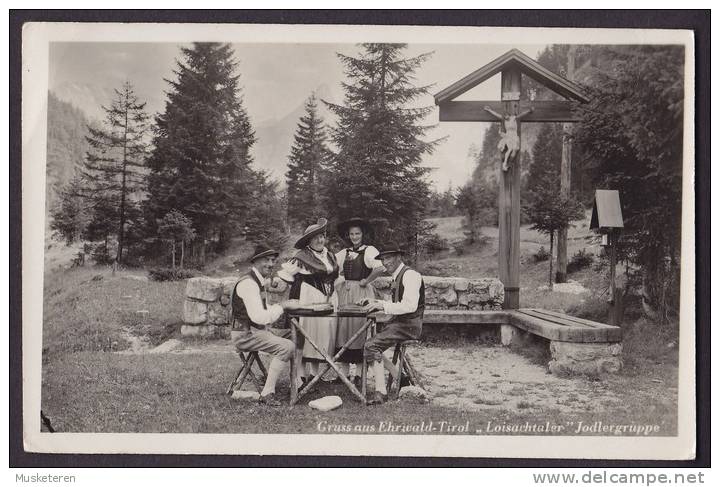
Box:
[299,282,337,362]
[335,279,376,363]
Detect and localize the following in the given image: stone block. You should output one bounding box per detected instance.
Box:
[183,300,208,324]
[457,293,469,307]
[207,301,231,325]
[220,294,230,306]
[425,277,453,289]
[186,277,223,302]
[500,324,521,346]
[220,277,240,296]
[438,287,458,306]
[548,341,623,376]
[454,278,470,291]
[181,324,218,337]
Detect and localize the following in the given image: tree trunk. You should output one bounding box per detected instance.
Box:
[171,241,176,270]
[116,89,130,265]
[180,240,185,269]
[556,46,576,284]
[549,231,555,290]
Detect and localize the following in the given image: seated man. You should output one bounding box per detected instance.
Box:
[362,243,425,405]
[232,244,298,407]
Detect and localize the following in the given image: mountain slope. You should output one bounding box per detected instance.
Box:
[46,92,90,212]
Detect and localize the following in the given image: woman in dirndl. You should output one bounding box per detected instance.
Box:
[333,217,385,385]
[277,218,339,382]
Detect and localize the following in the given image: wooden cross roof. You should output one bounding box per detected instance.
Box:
[434,48,589,104]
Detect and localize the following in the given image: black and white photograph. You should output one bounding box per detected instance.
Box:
[19,21,698,459]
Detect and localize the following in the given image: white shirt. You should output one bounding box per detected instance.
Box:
[234,267,284,326]
[335,245,383,275]
[382,263,423,315]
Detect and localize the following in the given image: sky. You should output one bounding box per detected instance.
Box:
[49,42,545,191]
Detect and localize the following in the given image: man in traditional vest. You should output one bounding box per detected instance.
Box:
[362,243,425,405]
[232,244,297,407]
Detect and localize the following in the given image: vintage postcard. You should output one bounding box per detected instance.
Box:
[21,21,696,459]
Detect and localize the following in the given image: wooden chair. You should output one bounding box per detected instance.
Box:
[226,350,267,395]
[386,340,424,399]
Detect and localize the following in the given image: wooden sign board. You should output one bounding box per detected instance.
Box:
[590,189,624,231]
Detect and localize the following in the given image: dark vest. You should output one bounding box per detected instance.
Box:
[343,246,373,281]
[231,271,266,332]
[288,247,339,299]
[392,265,425,324]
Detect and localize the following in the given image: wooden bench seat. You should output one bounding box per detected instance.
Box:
[376,309,508,325]
[509,308,622,343]
[375,308,621,344]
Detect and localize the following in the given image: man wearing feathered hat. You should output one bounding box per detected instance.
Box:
[362,242,425,404]
[231,244,298,406]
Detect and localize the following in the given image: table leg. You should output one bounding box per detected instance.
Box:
[294,323,367,404]
[289,318,300,406]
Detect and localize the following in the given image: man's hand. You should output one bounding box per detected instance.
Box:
[359,278,368,288]
[363,299,384,313]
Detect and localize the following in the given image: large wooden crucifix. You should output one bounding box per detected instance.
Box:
[435,49,589,309]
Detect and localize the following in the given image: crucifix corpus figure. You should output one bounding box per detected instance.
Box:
[483,105,534,172]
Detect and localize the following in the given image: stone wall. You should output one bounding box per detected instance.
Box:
[181,275,504,335]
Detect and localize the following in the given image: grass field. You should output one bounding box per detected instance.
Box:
[40,217,679,436]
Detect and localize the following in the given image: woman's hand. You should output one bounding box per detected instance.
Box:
[359,278,368,288]
[280,299,301,311]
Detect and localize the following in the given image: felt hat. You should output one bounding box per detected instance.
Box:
[294,218,328,249]
[375,242,404,260]
[249,244,279,262]
[337,217,372,240]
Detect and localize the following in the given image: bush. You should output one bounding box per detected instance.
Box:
[566,295,608,322]
[421,233,450,254]
[89,242,115,265]
[148,267,195,282]
[532,246,550,263]
[567,248,595,273]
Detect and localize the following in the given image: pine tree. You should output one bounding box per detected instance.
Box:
[244,170,289,248]
[146,42,257,264]
[49,176,88,244]
[285,93,330,226]
[323,44,441,252]
[157,210,196,269]
[526,123,583,287]
[81,81,150,264]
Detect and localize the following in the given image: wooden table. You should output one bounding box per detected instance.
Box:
[287,308,376,406]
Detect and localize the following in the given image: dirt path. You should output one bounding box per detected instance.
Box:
[413,345,623,414]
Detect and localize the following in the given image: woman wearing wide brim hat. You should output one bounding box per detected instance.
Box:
[332,217,385,385]
[277,218,339,382]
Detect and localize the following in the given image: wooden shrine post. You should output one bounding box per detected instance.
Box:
[498,68,522,308]
[434,49,589,310]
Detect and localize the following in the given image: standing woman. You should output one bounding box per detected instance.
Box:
[334,217,385,384]
[277,218,339,382]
